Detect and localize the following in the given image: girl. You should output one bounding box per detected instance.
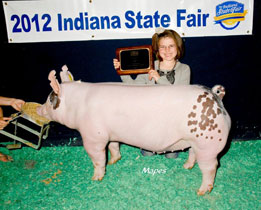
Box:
[113,28,191,158]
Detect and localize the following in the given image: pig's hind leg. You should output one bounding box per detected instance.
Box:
[196,154,218,195]
[183,146,216,194]
[108,142,121,165]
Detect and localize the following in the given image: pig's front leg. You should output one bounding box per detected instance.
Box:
[82,138,107,181]
[108,142,121,165]
[197,156,218,195]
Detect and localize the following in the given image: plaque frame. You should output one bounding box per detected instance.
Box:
[116,45,154,75]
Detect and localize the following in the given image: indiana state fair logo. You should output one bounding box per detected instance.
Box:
[214,1,247,30]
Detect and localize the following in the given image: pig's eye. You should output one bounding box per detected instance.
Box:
[49,91,60,110]
[49,91,56,103]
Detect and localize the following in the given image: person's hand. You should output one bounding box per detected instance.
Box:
[113,59,120,69]
[148,70,160,82]
[10,99,25,111]
[0,117,12,130]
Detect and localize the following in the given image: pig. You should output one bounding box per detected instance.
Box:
[37,65,231,195]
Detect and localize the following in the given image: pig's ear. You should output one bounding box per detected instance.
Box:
[60,65,74,82]
[48,70,61,95]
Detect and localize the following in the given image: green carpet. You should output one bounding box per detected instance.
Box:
[0,140,260,210]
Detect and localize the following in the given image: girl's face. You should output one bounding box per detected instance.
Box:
[158,37,178,62]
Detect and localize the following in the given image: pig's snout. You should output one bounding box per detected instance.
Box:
[36,105,48,119]
[36,105,43,116]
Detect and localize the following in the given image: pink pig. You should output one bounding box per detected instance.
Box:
[37,65,231,195]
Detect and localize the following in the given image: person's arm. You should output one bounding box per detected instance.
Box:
[175,65,191,85]
[113,58,135,84]
[0,96,25,111]
[155,75,172,85]
[0,96,14,106]
[148,60,172,85]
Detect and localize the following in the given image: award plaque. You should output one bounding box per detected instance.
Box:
[116,45,154,75]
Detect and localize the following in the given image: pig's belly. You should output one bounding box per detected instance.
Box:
[112,132,188,152]
[105,111,189,152]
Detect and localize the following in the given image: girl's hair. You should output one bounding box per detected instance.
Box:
[152,29,184,61]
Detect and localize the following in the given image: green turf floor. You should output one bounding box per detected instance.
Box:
[0,140,260,210]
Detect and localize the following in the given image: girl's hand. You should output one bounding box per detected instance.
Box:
[113,59,120,69]
[148,70,160,82]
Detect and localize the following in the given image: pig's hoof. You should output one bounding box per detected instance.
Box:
[183,161,195,169]
[108,156,121,165]
[197,190,206,196]
[92,175,104,181]
[92,169,105,181]
[197,184,213,196]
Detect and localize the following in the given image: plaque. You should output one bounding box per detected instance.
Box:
[116,45,154,75]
